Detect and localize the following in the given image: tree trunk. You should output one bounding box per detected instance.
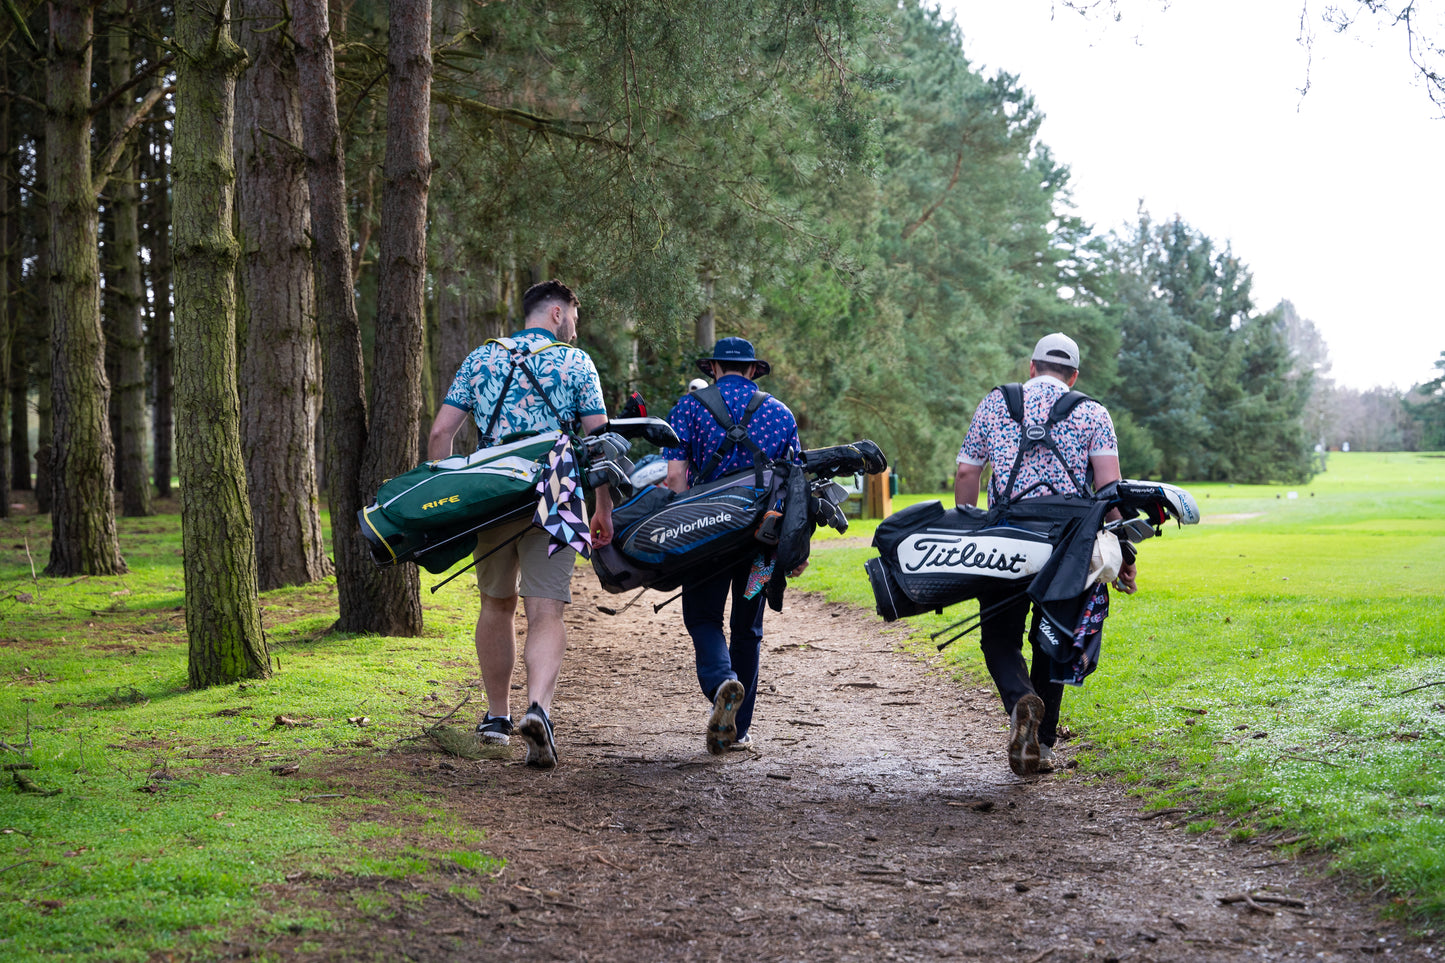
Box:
[695,275,715,349]
[3,71,20,495]
[354,0,432,635]
[174,0,269,686]
[44,0,127,575]
[236,0,330,589]
[294,0,374,632]
[145,116,175,498]
[0,48,12,518]
[428,0,478,457]
[107,12,153,517]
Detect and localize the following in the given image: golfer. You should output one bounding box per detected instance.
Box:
[953,332,1136,775]
[664,338,802,754]
[427,280,613,770]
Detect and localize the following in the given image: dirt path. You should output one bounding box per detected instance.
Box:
[259,561,1432,962]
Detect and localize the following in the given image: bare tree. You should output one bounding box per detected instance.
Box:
[351,0,433,635]
[293,0,376,632]
[173,0,270,686]
[235,0,331,589]
[105,7,153,518]
[44,0,127,575]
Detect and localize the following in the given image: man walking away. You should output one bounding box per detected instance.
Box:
[428,280,614,769]
[664,338,803,754]
[953,332,1137,776]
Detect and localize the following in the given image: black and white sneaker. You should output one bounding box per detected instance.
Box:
[707,679,746,756]
[518,703,557,770]
[727,732,753,752]
[476,713,513,746]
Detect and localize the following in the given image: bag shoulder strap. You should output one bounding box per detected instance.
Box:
[993,383,1096,502]
[478,337,572,447]
[693,384,772,484]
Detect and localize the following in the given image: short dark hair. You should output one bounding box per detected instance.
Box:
[1034,359,1077,380]
[522,279,579,319]
[711,360,754,377]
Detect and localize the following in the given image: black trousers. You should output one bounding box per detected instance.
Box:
[977,588,1064,749]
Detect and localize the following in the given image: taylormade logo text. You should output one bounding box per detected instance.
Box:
[651,512,733,545]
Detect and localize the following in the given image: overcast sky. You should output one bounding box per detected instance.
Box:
[937,0,1445,391]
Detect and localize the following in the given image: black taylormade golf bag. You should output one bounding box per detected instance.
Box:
[591,439,886,605]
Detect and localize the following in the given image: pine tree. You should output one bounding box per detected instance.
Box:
[173,0,270,686]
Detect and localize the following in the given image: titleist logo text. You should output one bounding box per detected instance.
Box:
[897,533,1052,578]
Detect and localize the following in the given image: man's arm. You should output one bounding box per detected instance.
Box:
[1088,451,1137,594]
[580,412,614,546]
[665,460,689,494]
[954,462,983,508]
[427,404,470,460]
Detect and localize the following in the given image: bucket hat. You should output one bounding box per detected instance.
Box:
[696,336,771,378]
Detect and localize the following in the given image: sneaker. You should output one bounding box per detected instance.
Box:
[475,713,513,746]
[727,732,753,752]
[707,679,746,755]
[1008,694,1044,776]
[518,703,557,770]
[1037,743,1057,773]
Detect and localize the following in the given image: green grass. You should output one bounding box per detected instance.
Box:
[802,451,1445,919]
[0,504,501,961]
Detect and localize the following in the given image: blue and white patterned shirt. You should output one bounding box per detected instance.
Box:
[664,375,801,486]
[957,375,1118,503]
[442,328,607,443]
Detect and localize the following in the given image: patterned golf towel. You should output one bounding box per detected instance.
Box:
[533,434,591,558]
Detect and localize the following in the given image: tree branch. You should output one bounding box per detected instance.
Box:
[430,91,630,150]
[93,83,173,199]
[901,148,965,241]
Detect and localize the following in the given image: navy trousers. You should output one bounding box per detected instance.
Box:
[682,559,766,739]
[977,588,1064,749]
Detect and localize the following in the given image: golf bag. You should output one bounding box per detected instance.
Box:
[359,431,562,574]
[591,438,886,603]
[359,410,686,576]
[865,478,1199,681]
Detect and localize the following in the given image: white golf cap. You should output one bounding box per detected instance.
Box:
[688,378,709,392]
[1032,332,1080,368]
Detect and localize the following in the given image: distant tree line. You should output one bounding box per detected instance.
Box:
[4,0,1433,681]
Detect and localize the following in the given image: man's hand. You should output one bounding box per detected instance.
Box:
[1113,561,1138,595]
[787,560,809,578]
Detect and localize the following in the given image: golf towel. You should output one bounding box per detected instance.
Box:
[533,434,591,559]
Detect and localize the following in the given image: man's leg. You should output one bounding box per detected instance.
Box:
[684,569,746,754]
[977,590,1032,714]
[683,571,737,699]
[978,589,1043,775]
[726,563,767,740]
[475,593,519,718]
[522,596,568,713]
[1027,610,1067,749]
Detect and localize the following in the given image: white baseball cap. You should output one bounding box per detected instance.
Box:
[687,378,709,392]
[1032,332,1080,368]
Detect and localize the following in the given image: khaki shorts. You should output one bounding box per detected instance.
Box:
[474,519,575,602]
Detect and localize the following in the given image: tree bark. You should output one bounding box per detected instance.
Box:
[354,0,432,636]
[107,11,153,517]
[236,0,330,589]
[144,116,174,498]
[173,0,269,686]
[44,0,127,575]
[294,0,374,632]
[0,47,12,518]
[429,0,479,456]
